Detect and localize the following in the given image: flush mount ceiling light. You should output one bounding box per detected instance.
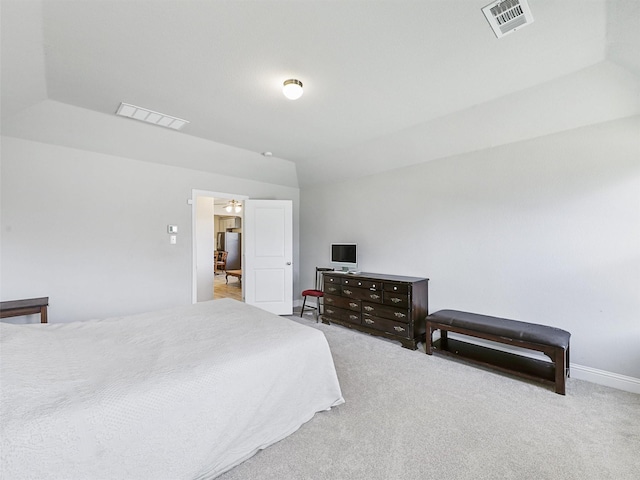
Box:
[116,102,189,130]
[282,79,303,100]
[225,200,242,213]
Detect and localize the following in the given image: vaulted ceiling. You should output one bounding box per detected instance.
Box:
[2,0,639,186]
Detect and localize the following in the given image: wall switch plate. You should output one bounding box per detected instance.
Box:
[170,235,177,244]
[167,225,178,234]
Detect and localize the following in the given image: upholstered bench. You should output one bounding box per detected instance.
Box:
[425,310,571,395]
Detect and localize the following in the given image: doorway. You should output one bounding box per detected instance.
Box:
[192,189,247,303]
[192,192,294,314]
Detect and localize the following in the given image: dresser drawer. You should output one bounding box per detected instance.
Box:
[383,292,409,309]
[324,294,360,311]
[342,286,383,303]
[362,302,410,323]
[323,282,341,295]
[383,283,410,295]
[324,306,361,325]
[342,278,381,290]
[362,314,411,338]
[342,310,362,325]
[323,284,342,295]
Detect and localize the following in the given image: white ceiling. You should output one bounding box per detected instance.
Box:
[1,0,639,186]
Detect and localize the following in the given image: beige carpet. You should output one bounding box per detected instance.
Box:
[218,313,640,480]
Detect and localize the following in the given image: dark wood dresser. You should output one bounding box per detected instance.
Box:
[322,272,429,349]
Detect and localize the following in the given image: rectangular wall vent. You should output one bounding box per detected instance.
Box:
[116,103,189,130]
[482,0,534,38]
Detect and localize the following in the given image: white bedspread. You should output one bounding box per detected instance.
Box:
[0,299,344,479]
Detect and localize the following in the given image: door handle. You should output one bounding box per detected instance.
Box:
[286,262,292,265]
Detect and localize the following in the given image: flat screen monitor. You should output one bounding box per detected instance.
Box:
[331,243,357,270]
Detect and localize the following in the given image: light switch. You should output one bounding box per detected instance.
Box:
[170,235,177,244]
[167,225,178,234]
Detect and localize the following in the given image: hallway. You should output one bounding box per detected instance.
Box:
[213,272,242,301]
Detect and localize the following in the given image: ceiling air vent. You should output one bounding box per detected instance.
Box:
[482,0,534,38]
[115,103,189,130]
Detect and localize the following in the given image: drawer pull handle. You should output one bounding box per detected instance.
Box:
[394,326,406,332]
[349,315,359,320]
[325,298,333,303]
[328,287,337,292]
[393,286,398,291]
[364,306,374,312]
[326,309,334,314]
[358,282,363,286]
[349,302,358,308]
[394,312,407,318]
[391,297,402,303]
[343,289,352,295]
[364,318,374,324]
[369,294,380,300]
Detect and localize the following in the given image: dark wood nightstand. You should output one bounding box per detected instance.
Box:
[0,297,49,323]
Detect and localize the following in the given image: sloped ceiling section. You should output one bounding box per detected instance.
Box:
[1,0,639,186]
[298,61,640,184]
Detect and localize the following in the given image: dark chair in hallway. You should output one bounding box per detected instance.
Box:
[215,251,228,274]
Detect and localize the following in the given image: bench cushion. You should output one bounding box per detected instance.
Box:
[427,310,570,349]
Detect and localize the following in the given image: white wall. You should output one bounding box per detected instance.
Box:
[0,136,300,323]
[300,116,640,380]
[195,196,215,302]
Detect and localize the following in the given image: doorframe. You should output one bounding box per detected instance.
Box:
[191,189,248,304]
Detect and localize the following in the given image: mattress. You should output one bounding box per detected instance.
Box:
[0,299,344,479]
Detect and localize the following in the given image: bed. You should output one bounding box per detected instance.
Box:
[0,298,344,479]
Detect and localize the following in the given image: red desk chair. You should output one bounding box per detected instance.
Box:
[300,267,334,322]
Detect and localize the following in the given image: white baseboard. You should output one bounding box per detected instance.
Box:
[570,363,640,394]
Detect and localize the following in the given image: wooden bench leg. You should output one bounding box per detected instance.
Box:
[555,347,567,395]
[440,329,448,350]
[425,322,434,355]
[426,324,450,355]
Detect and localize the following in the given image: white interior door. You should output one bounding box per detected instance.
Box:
[244,199,293,315]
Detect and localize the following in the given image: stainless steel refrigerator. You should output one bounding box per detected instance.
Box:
[216,232,241,270]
